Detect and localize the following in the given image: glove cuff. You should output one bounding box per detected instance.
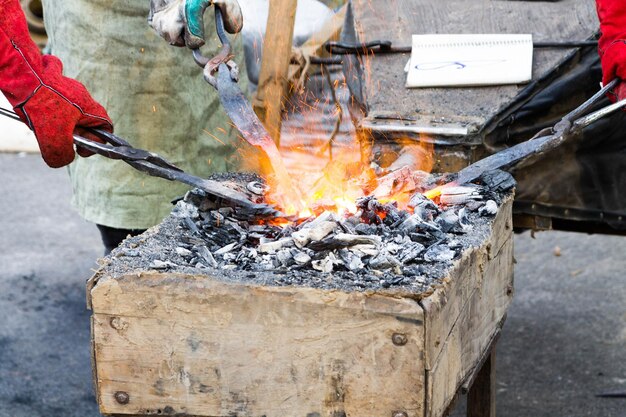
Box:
[600,39,626,85]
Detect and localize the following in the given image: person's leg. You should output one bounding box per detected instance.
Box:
[96,224,146,256]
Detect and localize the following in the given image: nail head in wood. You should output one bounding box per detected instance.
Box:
[114,391,130,405]
[392,333,408,346]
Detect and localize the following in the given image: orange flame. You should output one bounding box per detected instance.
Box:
[240,75,437,221]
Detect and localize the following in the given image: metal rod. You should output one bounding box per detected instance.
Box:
[574,97,626,128]
[323,39,598,56]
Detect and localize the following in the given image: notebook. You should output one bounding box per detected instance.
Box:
[406,34,533,88]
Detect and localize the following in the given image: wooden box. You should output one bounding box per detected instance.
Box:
[87,197,513,417]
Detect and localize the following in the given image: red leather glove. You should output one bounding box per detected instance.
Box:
[597,0,626,101]
[0,0,113,168]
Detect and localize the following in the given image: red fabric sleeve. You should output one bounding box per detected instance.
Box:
[596,0,626,85]
[0,0,113,167]
[0,0,43,105]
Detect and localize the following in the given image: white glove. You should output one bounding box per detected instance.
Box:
[149,0,243,48]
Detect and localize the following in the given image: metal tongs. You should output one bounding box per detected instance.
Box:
[0,104,278,216]
[432,78,626,191]
[188,7,302,208]
[74,129,279,216]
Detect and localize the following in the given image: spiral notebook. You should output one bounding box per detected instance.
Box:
[406,34,533,88]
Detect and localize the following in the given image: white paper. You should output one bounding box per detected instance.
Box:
[406,34,533,88]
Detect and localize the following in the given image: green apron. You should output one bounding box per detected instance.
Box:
[42,0,248,229]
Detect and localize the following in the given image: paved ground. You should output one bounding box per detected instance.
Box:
[0,153,625,417]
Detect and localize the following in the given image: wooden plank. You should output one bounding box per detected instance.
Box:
[420,196,513,369]
[349,0,599,135]
[253,0,298,145]
[467,348,497,417]
[91,279,426,416]
[421,193,514,417]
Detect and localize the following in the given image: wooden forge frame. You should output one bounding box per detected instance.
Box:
[87,197,513,417]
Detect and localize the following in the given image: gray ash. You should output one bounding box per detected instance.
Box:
[105,169,514,296]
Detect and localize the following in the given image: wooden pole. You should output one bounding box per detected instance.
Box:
[253,0,298,146]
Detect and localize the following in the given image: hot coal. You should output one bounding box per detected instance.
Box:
[105,170,515,295]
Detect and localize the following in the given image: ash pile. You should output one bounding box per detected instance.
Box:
[110,170,515,294]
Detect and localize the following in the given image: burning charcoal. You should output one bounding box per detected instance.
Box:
[292,251,312,266]
[276,249,295,267]
[312,253,341,273]
[300,211,339,230]
[360,210,382,225]
[218,207,235,218]
[224,220,246,237]
[408,193,440,220]
[399,214,422,232]
[394,235,411,244]
[418,221,447,240]
[457,208,473,232]
[387,276,405,286]
[439,185,483,206]
[369,251,402,271]
[259,237,294,254]
[436,210,459,233]
[259,255,275,271]
[479,200,498,216]
[381,202,405,226]
[209,211,225,225]
[465,201,484,212]
[349,244,380,257]
[181,235,206,245]
[182,217,201,235]
[223,253,237,262]
[366,198,383,213]
[338,218,357,235]
[477,169,516,193]
[447,239,462,250]
[399,242,425,263]
[184,189,217,211]
[385,242,403,255]
[423,245,455,263]
[409,232,430,244]
[354,223,377,235]
[215,242,238,255]
[172,201,200,219]
[248,225,268,233]
[292,221,338,248]
[195,245,218,268]
[338,249,365,272]
[356,196,383,224]
[150,260,178,270]
[308,234,381,251]
[175,247,192,257]
[372,166,418,199]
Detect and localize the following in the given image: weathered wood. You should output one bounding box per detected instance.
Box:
[91,281,426,416]
[89,196,514,417]
[347,0,599,138]
[253,0,298,145]
[420,197,513,417]
[467,348,497,417]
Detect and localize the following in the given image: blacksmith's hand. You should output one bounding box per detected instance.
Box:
[149,0,243,48]
[596,0,626,101]
[0,0,113,168]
